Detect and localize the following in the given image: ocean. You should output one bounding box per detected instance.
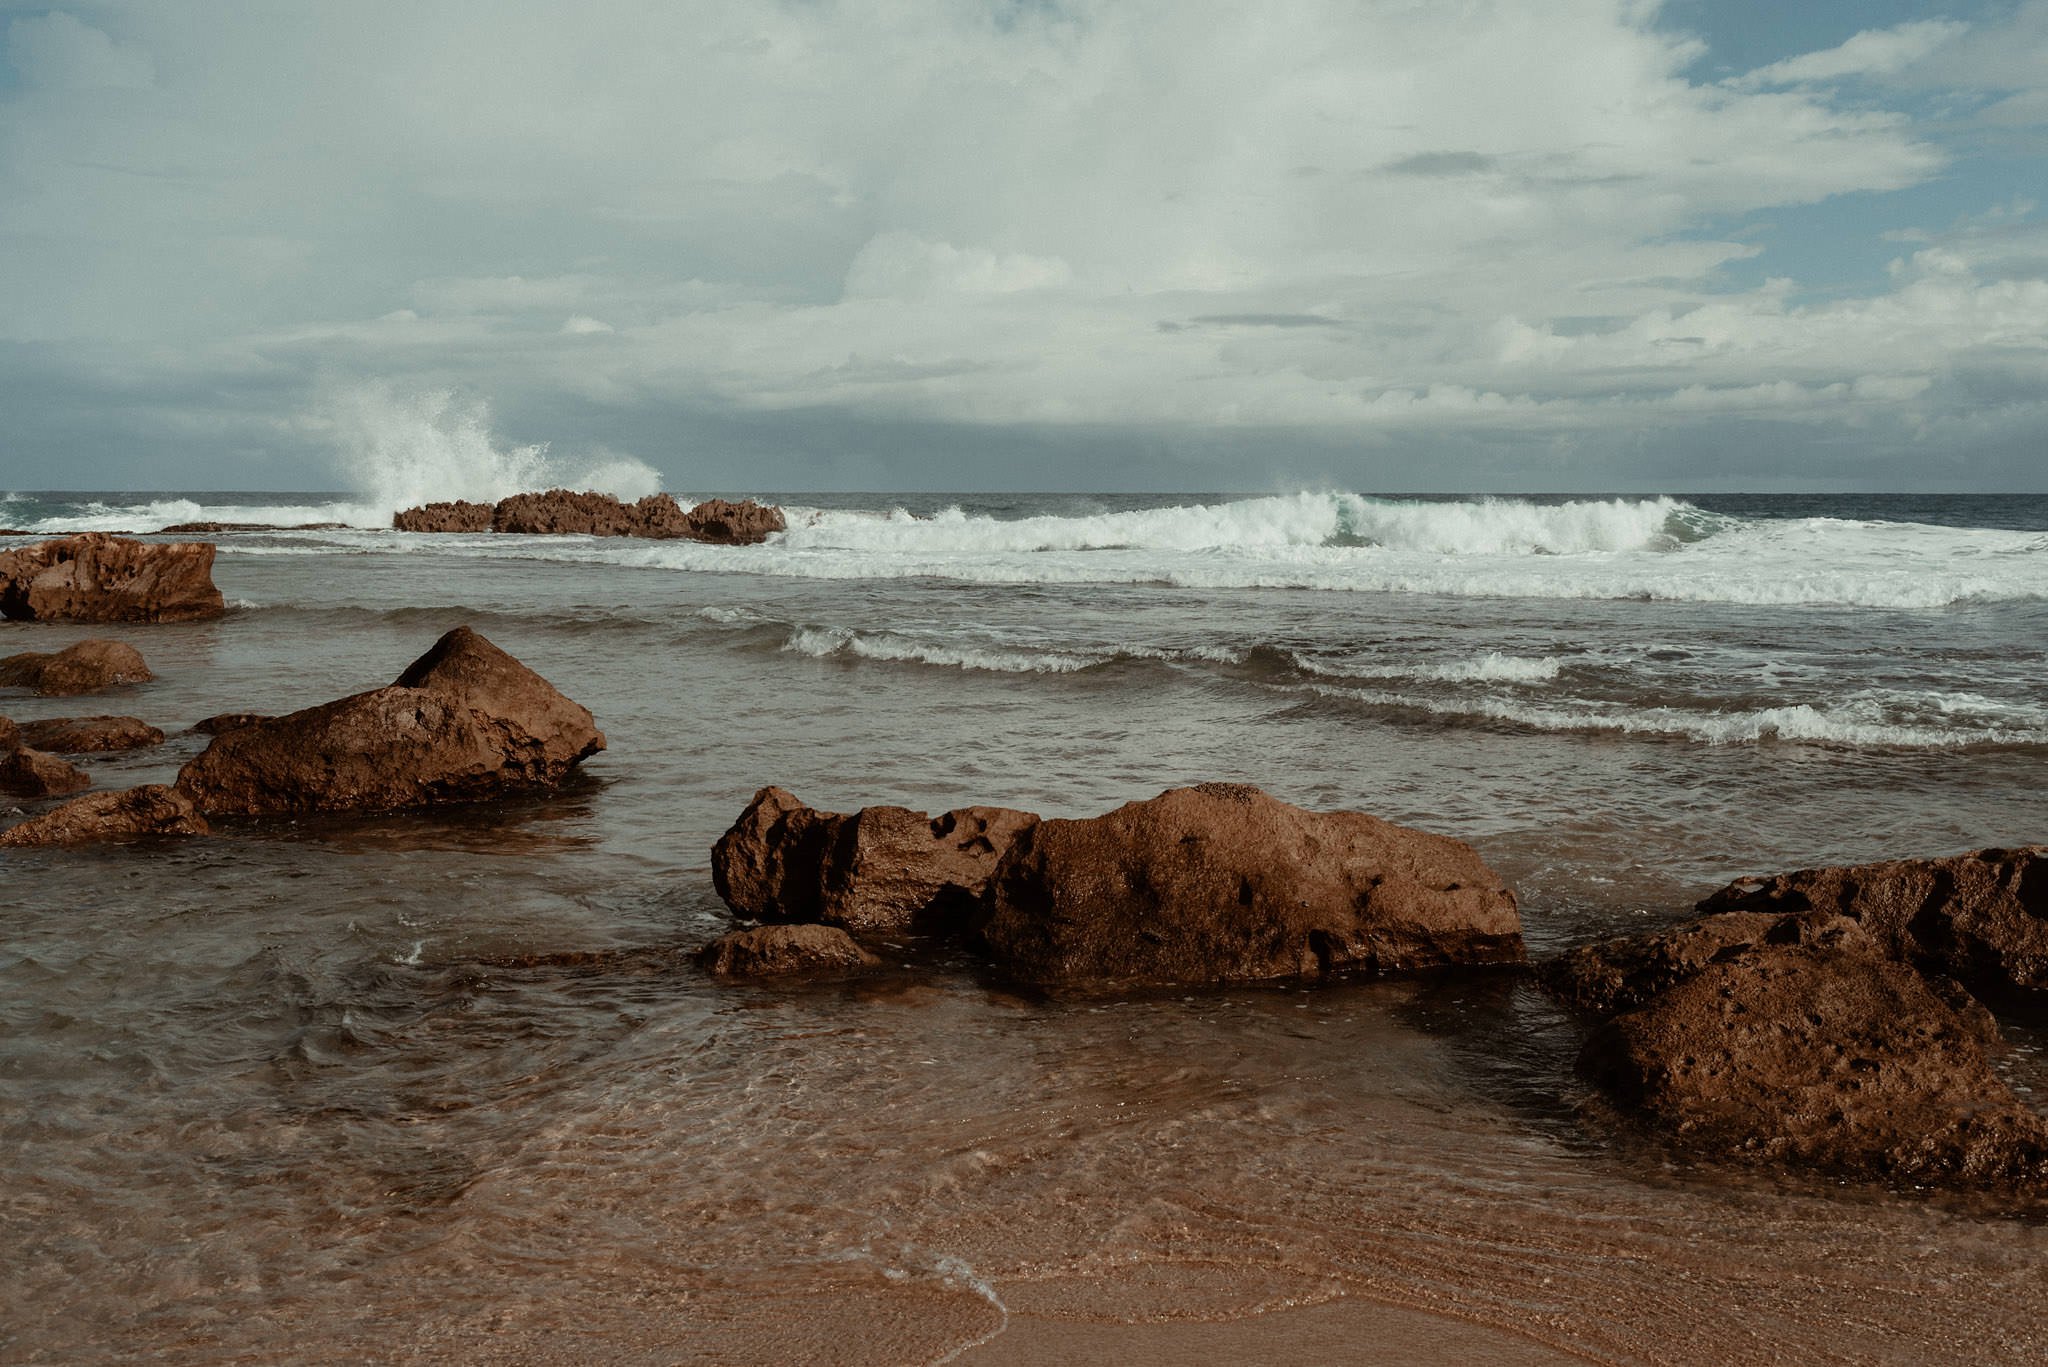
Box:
[4,487,2046,1363]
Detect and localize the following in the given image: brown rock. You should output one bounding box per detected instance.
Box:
[1577,921,2048,1191]
[157,521,345,534]
[392,500,497,533]
[714,786,1040,935]
[173,625,604,816]
[0,533,224,622]
[0,784,208,846]
[17,715,165,753]
[0,639,154,696]
[976,783,1524,989]
[682,498,784,545]
[0,746,90,799]
[492,489,648,536]
[1698,847,2048,998]
[189,712,272,735]
[0,714,17,750]
[697,924,883,978]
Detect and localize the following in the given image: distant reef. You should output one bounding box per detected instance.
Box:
[394,489,785,544]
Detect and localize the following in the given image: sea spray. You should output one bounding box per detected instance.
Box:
[320,380,663,522]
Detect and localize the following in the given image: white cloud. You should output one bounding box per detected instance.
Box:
[1734,20,1967,88]
[0,0,2044,487]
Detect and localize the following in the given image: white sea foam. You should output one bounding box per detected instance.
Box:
[785,626,1096,674]
[1301,682,2048,749]
[1297,651,1563,684]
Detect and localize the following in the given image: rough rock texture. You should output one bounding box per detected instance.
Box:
[713,786,1040,934]
[679,498,785,545]
[697,924,883,978]
[189,712,272,735]
[0,784,209,846]
[392,501,496,534]
[977,783,1524,988]
[1698,847,2048,998]
[0,533,224,622]
[157,521,344,534]
[0,639,154,696]
[0,714,17,750]
[17,715,165,753]
[392,490,785,543]
[0,746,90,799]
[1573,917,2048,1191]
[173,625,604,816]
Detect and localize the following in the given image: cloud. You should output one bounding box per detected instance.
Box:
[0,0,2043,489]
[1733,20,1967,88]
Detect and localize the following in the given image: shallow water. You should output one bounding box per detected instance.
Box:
[4,491,2047,1363]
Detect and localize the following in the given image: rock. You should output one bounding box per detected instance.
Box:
[977,783,1524,989]
[189,712,272,735]
[0,533,224,622]
[390,490,786,543]
[392,500,497,533]
[0,784,208,846]
[173,625,604,816]
[1698,847,2048,998]
[0,714,17,750]
[680,498,785,545]
[713,786,1040,935]
[0,747,90,799]
[1575,919,2048,1192]
[157,521,345,534]
[17,715,165,753]
[697,924,883,978]
[0,639,154,696]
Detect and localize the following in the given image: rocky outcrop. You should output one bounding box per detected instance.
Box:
[17,715,165,754]
[157,521,344,534]
[1698,847,2048,998]
[713,786,1039,935]
[1558,913,2048,1192]
[0,533,224,622]
[977,783,1524,989]
[173,625,604,816]
[0,715,16,750]
[0,640,154,696]
[697,924,883,978]
[392,490,785,544]
[0,745,90,799]
[0,785,209,847]
[392,501,496,534]
[678,498,786,545]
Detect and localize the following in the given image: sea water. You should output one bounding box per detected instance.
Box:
[3,484,2046,1363]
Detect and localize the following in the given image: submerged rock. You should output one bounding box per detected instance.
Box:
[0,746,90,799]
[977,783,1524,988]
[17,715,165,754]
[0,784,208,846]
[1567,915,2048,1192]
[697,924,882,979]
[174,625,604,816]
[1699,846,2048,998]
[189,712,273,735]
[391,490,785,544]
[713,785,1039,934]
[0,639,154,696]
[0,533,224,622]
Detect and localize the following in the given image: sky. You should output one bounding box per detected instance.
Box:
[1,0,2045,493]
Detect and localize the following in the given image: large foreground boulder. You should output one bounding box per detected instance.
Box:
[0,745,90,799]
[0,640,154,696]
[0,533,224,622]
[1557,914,2048,1192]
[0,785,208,846]
[173,626,604,816]
[1699,847,2048,998]
[714,786,1039,934]
[977,783,1524,988]
[697,924,882,979]
[17,715,164,753]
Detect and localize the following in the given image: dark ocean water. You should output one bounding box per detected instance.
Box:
[4,489,2046,1364]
